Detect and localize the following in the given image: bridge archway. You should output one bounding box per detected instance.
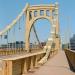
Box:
[25,3,60,52]
[30,18,51,48]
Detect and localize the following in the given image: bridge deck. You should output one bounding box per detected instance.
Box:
[27,50,75,75]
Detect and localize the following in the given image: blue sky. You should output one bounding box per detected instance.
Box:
[0,0,75,44]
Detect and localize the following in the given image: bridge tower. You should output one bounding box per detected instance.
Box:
[25,3,60,52]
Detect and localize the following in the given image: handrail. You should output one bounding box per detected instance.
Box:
[64,49,75,53]
[0,48,42,55]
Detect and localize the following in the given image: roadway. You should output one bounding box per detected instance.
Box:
[26,50,75,75]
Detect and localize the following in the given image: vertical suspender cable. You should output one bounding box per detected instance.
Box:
[7,31,8,50]
[13,26,16,50]
[19,19,21,51]
[0,36,1,49]
[67,17,71,50]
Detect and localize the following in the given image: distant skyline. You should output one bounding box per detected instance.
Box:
[0,0,75,44]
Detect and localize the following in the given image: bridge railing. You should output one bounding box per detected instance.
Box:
[64,49,75,71]
[0,42,45,55]
[0,48,25,55]
[0,48,57,56]
[0,47,43,55]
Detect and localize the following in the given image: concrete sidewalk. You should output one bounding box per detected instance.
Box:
[26,50,75,75]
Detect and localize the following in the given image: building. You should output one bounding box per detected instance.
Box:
[0,41,25,49]
[70,34,75,50]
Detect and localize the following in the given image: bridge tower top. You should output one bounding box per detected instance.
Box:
[25,2,59,21]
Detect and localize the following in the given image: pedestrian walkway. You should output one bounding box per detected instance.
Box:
[26,50,75,75]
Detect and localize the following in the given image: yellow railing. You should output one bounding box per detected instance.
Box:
[0,47,58,56]
[0,48,26,55]
[0,48,42,55]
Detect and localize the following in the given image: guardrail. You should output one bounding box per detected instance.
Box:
[0,48,42,55]
[0,48,25,55]
[64,49,75,71]
[0,47,58,57]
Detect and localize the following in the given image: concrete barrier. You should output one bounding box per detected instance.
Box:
[64,49,75,71]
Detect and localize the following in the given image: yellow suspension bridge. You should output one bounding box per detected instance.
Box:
[0,2,75,75]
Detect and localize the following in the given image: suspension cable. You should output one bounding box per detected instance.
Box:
[0,3,29,36]
[7,31,8,50]
[18,19,21,51]
[33,25,42,48]
[13,25,16,50]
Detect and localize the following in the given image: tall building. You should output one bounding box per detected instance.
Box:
[70,34,75,50]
